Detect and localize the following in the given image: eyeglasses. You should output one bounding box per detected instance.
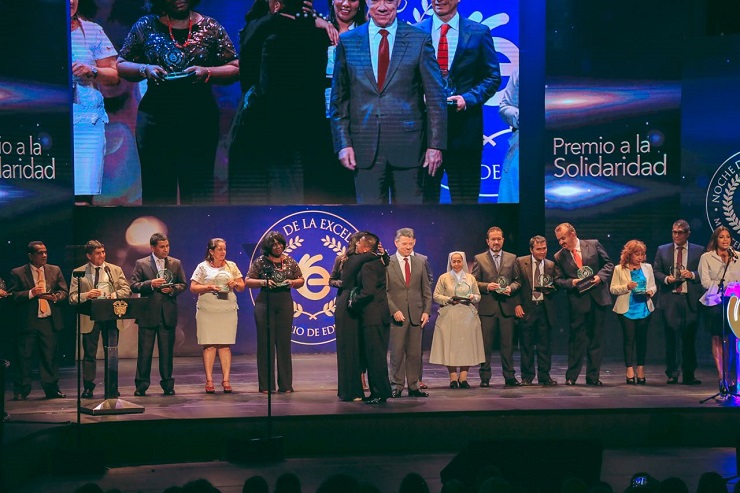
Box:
[671,230,688,235]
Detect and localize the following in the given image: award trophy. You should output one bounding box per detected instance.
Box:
[575,266,596,294]
[633,278,648,295]
[669,263,685,282]
[162,48,195,81]
[495,275,509,294]
[96,281,114,299]
[534,274,555,293]
[213,272,232,293]
[269,269,291,289]
[442,75,458,107]
[157,268,174,288]
[452,281,472,303]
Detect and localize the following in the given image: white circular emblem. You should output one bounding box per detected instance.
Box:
[706,151,740,240]
[249,210,359,346]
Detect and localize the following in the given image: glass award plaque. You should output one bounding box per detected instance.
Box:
[157,268,174,288]
[633,278,647,295]
[575,265,596,294]
[495,275,509,294]
[669,263,685,282]
[452,281,472,302]
[213,272,232,293]
[443,76,457,107]
[534,274,555,293]
[270,269,291,289]
[162,47,195,81]
[96,281,113,299]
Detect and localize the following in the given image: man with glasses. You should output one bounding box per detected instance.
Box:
[653,220,703,385]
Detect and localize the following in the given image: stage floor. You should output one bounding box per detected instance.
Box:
[3,354,735,425]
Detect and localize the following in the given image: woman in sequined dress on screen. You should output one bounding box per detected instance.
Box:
[117,0,238,205]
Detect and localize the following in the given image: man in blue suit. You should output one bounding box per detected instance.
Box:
[330,0,447,204]
[417,0,501,204]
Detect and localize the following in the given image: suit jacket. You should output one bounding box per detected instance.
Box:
[9,263,68,332]
[514,255,557,324]
[330,22,447,169]
[69,263,132,334]
[472,250,520,317]
[356,255,391,327]
[553,239,614,310]
[652,242,702,312]
[387,254,432,325]
[130,255,187,328]
[417,16,500,150]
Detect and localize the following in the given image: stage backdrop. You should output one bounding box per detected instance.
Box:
[74,205,519,357]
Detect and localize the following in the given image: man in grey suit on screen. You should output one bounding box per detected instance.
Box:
[330,0,447,204]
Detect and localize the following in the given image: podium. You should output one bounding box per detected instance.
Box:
[78,298,149,416]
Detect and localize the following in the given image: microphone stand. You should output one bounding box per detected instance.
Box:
[72,270,85,441]
[700,255,737,403]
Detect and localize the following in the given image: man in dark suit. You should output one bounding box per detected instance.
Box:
[514,235,558,386]
[417,0,501,204]
[353,233,392,404]
[387,228,432,397]
[472,226,521,387]
[653,219,703,385]
[129,233,186,396]
[69,240,131,398]
[9,241,68,399]
[330,0,447,204]
[553,223,614,386]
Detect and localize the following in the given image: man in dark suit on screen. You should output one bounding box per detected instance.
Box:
[330,0,447,204]
[9,241,68,400]
[653,219,703,385]
[417,0,501,204]
[514,235,558,386]
[130,233,186,396]
[553,223,614,386]
[472,226,521,387]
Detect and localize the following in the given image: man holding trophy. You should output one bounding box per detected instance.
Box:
[514,235,558,386]
[130,233,187,396]
[553,223,614,386]
[70,240,131,398]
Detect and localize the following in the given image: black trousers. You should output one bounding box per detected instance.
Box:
[82,321,118,394]
[363,323,392,399]
[479,312,517,382]
[566,301,606,382]
[334,300,363,401]
[354,159,423,205]
[14,318,60,396]
[254,291,294,392]
[135,324,175,393]
[423,149,482,204]
[518,303,552,381]
[661,294,698,379]
[617,314,650,367]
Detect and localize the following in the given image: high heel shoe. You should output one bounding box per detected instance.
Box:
[459,380,471,389]
[222,381,232,393]
[636,377,646,385]
[626,377,636,385]
[450,380,459,389]
[205,380,215,394]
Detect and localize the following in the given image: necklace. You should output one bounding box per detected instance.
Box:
[166,12,194,49]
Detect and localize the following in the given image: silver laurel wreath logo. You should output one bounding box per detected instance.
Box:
[249,211,359,346]
[706,152,740,236]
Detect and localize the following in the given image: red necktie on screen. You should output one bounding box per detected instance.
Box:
[36,267,50,315]
[404,257,411,288]
[377,29,389,90]
[438,23,450,76]
[572,249,583,269]
[676,246,683,293]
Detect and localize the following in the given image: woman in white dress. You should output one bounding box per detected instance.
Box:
[190,238,245,394]
[429,251,485,388]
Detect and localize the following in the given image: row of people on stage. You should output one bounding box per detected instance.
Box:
[72,0,504,206]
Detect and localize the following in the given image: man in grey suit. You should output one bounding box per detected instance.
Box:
[69,240,131,398]
[387,228,432,397]
[472,227,521,387]
[330,0,447,204]
[653,219,703,385]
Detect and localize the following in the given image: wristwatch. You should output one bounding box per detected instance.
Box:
[90,67,99,79]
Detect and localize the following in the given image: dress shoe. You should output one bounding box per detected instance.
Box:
[408,389,429,397]
[134,389,146,397]
[520,379,533,386]
[45,390,66,399]
[418,382,428,390]
[164,389,176,396]
[81,388,94,399]
[565,379,576,386]
[666,377,679,385]
[504,378,522,387]
[480,381,490,388]
[449,380,459,389]
[540,379,558,386]
[13,393,27,401]
[365,397,387,405]
[682,377,702,385]
[626,377,636,385]
[586,379,603,386]
[459,380,471,389]
[222,381,232,394]
[636,377,646,385]
[391,389,402,398]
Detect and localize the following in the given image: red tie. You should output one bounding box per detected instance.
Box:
[676,247,683,293]
[438,23,450,76]
[404,257,411,288]
[378,29,389,90]
[572,249,583,269]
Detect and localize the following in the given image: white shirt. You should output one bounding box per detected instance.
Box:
[671,243,689,292]
[431,13,460,72]
[369,19,397,83]
[152,253,166,274]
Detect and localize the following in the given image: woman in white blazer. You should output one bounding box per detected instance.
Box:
[610,240,656,385]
